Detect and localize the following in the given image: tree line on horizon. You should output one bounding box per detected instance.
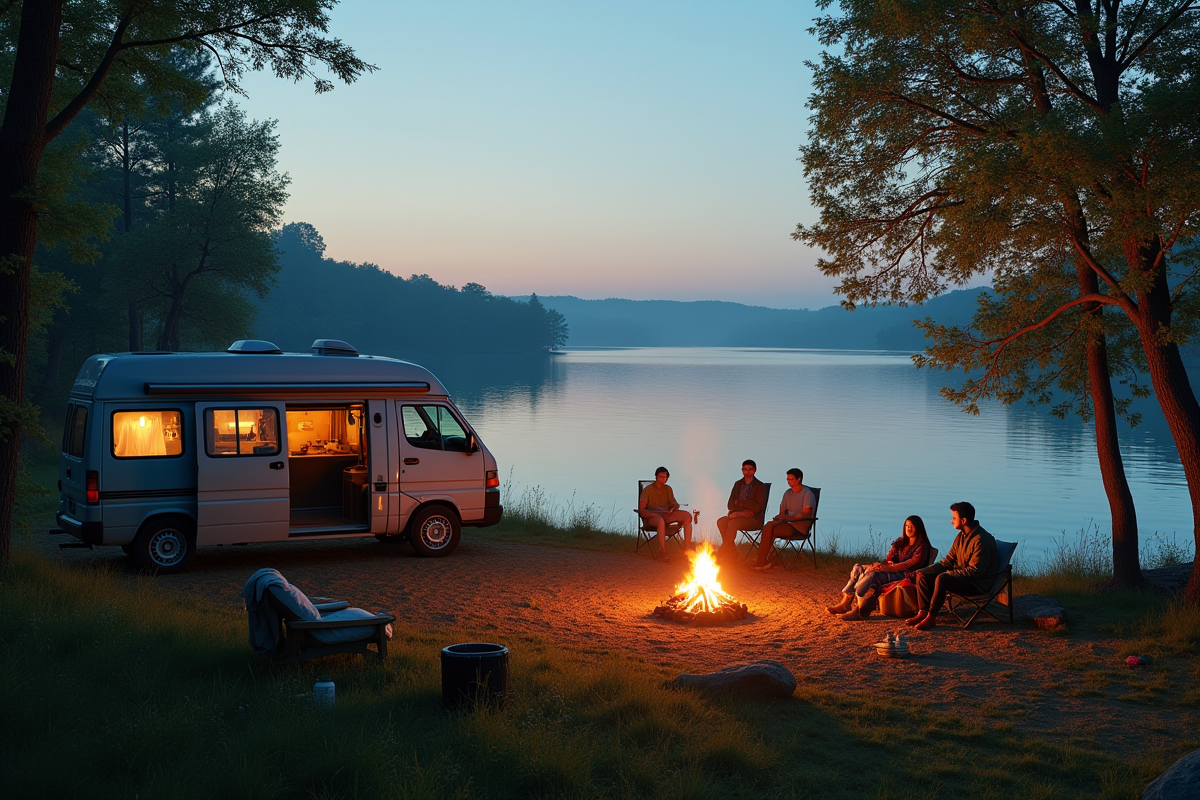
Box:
[255,222,568,357]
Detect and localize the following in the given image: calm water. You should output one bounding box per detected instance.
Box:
[414,347,1194,566]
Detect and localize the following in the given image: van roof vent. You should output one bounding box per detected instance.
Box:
[311,339,359,357]
[227,339,283,354]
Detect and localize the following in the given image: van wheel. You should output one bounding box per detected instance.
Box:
[408,505,460,557]
[134,519,196,574]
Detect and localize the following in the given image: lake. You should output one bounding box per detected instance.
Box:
[414,347,1195,567]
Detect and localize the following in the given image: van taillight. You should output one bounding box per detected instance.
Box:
[86,471,99,504]
[485,470,499,489]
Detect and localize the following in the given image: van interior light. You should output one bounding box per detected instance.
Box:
[139,415,147,428]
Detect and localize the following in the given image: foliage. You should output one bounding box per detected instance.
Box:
[254,222,570,355]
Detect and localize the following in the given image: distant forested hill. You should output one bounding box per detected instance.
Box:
[253,224,567,355]
[521,290,984,350]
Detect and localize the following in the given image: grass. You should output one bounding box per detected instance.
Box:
[1,549,1188,800]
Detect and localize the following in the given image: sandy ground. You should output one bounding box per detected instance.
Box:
[36,532,1195,758]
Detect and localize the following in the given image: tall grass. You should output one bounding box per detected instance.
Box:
[0,549,1171,799]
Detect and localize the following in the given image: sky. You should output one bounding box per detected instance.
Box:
[238,1,834,309]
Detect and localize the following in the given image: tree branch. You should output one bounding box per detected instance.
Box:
[1006,28,1106,113]
[45,13,133,140]
[1119,2,1199,70]
[882,91,990,136]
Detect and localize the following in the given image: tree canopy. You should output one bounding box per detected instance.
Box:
[796,0,1200,597]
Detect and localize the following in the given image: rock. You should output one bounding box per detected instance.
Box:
[1142,747,1200,799]
[1144,563,1194,595]
[1013,594,1066,629]
[669,660,796,698]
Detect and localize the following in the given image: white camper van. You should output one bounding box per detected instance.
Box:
[53,339,502,572]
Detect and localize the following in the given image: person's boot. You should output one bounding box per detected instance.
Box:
[858,589,877,618]
[827,593,854,615]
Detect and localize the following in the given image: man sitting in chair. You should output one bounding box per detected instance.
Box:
[638,466,693,561]
[716,460,768,562]
[907,501,998,631]
[753,468,815,572]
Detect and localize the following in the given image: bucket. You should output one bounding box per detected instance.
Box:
[441,642,509,709]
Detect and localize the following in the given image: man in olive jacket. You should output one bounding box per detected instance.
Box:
[908,501,998,631]
[716,460,768,561]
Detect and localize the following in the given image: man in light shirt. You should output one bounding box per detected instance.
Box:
[637,466,693,561]
[753,468,815,572]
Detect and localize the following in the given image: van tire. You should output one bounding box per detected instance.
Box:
[133,518,196,574]
[408,505,460,557]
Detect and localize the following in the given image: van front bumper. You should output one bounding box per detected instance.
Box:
[56,512,104,545]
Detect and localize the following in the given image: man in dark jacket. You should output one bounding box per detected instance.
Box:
[716,460,768,561]
[908,501,998,631]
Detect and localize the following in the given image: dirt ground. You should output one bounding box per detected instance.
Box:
[36,532,1195,758]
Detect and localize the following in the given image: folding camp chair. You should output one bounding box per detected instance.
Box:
[733,482,771,560]
[946,539,1017,628]
[265,587,395,665]
[771,486,821,570]
[634,479,687,557]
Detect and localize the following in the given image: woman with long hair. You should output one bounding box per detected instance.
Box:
[827,515,931,621]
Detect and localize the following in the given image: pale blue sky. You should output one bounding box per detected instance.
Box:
[239,1,833,308]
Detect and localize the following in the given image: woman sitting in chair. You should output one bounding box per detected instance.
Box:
[827,515,930,621]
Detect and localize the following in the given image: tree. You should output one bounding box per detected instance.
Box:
[0,1,374,564]
[111,102,288,350]
[796,0,1200,598]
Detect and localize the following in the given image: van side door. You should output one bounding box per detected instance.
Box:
[195,403,290,545]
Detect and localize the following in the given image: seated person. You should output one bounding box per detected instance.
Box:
[638,466,693,561]
[908,501,998,631]
[753,468,815,571]
[827,515,931,620]
[716,460,768,561]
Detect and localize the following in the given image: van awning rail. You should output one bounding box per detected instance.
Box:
[144,382,431,396]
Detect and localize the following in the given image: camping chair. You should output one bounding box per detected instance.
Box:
[771,486,821,570]
[732,482,772,561]
[265,586,395,665]
[877,545,938,618]
[635,479,687,557]
[946,539,1017,628]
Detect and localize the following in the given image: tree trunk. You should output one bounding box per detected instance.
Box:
[1084,316,1142,588]
[1129,245,1200,602]
[157,290,185,351]
[127,304,142,351]
[37,317,66,406]
[0,1,64,565]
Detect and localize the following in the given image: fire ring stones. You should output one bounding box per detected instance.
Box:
[668,660,797,698]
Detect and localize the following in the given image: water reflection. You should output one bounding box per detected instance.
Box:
[406,348,1195,565]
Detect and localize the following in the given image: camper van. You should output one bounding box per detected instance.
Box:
[53,339,502,573]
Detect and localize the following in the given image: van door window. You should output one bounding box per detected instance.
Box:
[204,408,281,456]
[63,404,88,457]
[401,405,471,452]
[112,410,184,458]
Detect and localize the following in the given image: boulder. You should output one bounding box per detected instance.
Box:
[1013,594,1066,629]
[1142,748,1200,800]
[669,660,796,698]
[1143,563,1194,595]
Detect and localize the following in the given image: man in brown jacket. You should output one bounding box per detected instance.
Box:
[908,501,998,631]
[715,460,768,561]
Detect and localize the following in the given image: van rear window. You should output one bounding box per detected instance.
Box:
[112,411,183,458]
[63,404,88,458]
[205,408,280,456]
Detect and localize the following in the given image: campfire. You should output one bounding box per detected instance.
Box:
[653,543,749,625]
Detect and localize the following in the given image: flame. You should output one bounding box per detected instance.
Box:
[671,542,736,614]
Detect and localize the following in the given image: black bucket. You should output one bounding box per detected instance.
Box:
[441,642,509,709]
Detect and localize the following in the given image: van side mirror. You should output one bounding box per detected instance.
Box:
[467,433,478,453]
